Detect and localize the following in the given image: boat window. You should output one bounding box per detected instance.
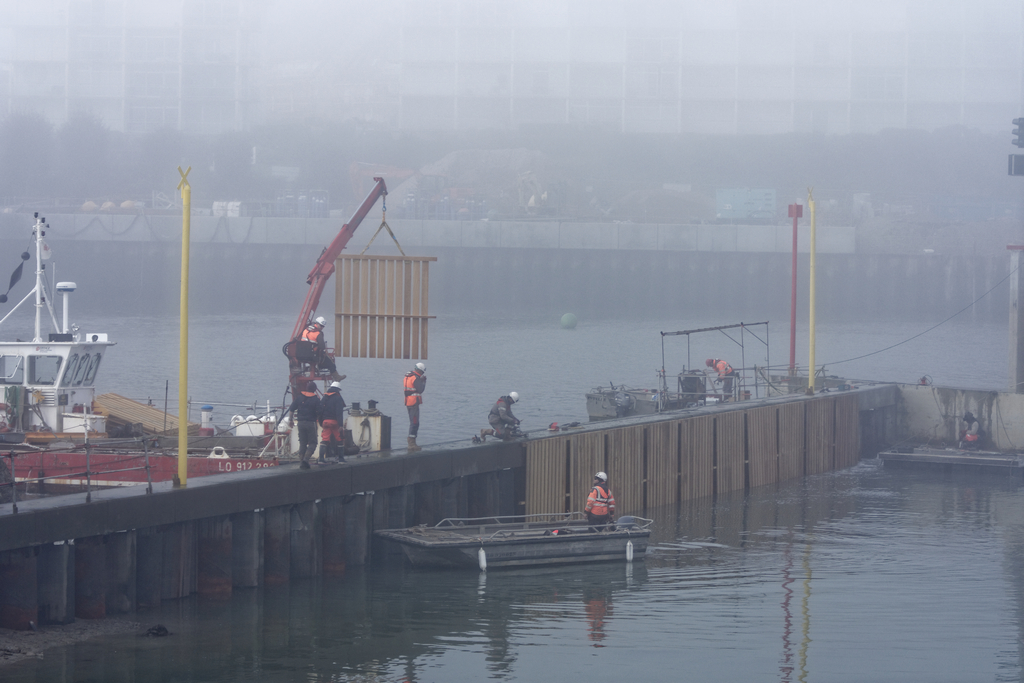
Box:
[29,355,62,385]
[72,353,91,386]
[0,355,24,385]
[82,353,102,386]
[61,353,79,386]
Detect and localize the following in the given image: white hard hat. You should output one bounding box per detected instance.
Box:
[329,381,342,390]
[314,316,326,326]
[595,471,607,481]
[509,391,519,403]
[415,362,425,371]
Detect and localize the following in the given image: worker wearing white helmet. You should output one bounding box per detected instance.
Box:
[300,315,345,382]
[482,391,520,441]
[584,471,615,529]
[317,380,347,463]
[404,362,427,452]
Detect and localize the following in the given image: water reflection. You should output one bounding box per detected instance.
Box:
[7,461,1024,682]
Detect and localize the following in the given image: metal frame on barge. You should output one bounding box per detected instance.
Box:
[376,512,652,569]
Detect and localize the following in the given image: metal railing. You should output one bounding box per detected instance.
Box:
[2,437,154,513]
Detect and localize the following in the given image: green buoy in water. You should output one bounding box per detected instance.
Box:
[560,313,578,329]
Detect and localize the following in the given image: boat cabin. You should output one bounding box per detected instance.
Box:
[0,214,114,439]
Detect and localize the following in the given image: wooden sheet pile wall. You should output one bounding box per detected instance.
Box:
[683,416,715,502]
[524,393,861,515]
[715,412,746,494]
[335,255,437,359]
[834,393,860,469]
[746,405,778,489]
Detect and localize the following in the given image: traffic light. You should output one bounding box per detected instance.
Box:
[1014,118,1024,148]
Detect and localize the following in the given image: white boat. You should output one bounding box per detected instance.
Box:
[0,213,114,440]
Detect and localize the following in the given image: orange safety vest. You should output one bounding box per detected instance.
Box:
[714,360,733,376]
[404,372,422,406]
[301,327,321,343]
[585,484,615,516]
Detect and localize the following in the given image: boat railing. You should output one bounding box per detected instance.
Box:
[2,437,155,512]
[434,512,588,530]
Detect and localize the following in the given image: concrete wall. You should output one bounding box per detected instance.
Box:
[896,384,1024,450]
[0,213,857,254]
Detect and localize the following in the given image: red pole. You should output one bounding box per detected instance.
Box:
[788,203,803,375]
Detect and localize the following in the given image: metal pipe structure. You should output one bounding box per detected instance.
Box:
[177,166,192,487]
[807,189,817,394]
[788,203,803,374]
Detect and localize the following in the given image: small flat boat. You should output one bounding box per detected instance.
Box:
[376,512,652,569]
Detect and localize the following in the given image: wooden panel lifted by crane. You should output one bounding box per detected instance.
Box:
[335,255,436,359]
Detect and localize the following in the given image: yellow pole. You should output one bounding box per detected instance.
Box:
[807,188,816,395]
[176,166,192,487]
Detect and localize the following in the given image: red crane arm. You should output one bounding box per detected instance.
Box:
[289,177,388,342]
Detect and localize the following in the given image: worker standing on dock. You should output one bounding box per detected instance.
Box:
[404,362,426,452]
[482,392,520,440]
[318,381,347,463]
[301,316,346,382]
[706,358,737,401]
[286,381,321,470]
[585,472,616,529]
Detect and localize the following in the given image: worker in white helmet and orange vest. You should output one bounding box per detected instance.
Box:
[404,362,426,452]
[584,471,616,529]
[301,315,345,382]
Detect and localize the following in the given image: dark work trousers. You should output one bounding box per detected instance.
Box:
[407,404,420,437]
[296,421,317,463]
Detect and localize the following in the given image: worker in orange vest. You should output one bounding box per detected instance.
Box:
[706,358,736,401]
[301,316,345,382]
[584,471,616,529]
[403,362,426,452]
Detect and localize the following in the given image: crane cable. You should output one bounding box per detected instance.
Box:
[359,194,406,256]
[825,261,1019,367]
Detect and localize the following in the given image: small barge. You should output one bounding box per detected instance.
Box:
[878,445,1024,475]
[376,513,652,569]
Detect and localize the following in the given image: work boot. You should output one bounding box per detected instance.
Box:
[407,436,421,452]
[317,443,327,464]
[300,461,310,470]
[331,372,346,381]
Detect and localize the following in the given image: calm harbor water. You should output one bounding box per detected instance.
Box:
[5,459,1024,682]
[4,310,1008,444]
[2,309,1018,681]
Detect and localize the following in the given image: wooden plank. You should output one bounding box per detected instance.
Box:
[421,262,430,360]
[377,259,387,358]
[402,260,412,359]
[715,411,746,494]
[94,393,198,435]
[568,432,604,512]
[646,420,678,510]
[682,415,714,501]
[747,405,778,488]
[526,439,567,515]
[778,401,805,481]
[340,260,351,358]
[834,393,860,469]
[367,259,378,358]
[607,425,643,516]
[805,396,835,475]
[411,260,421,359]
[385,259,395,358]
[359,258,369,357]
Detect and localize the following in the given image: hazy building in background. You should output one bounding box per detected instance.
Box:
[1,0,1022,137]
[0,0,261,134]
[388,0,1024,134]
